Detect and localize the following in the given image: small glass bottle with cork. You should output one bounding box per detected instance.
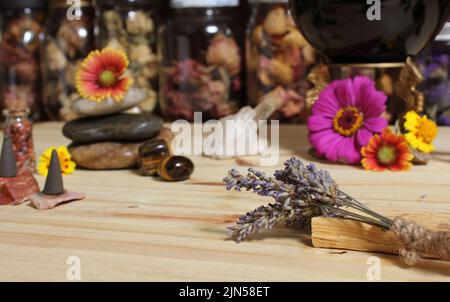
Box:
[2,97,35,174]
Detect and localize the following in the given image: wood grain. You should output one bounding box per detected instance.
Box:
[312,212,450,256]
[0,123,449,281]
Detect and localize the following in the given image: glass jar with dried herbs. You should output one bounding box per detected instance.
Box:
[96,0,160,114]
[159,0,245,122]
[246,0,318,123]
[416,20,450,126]
[42,0,96,121]
[0,0,47,121]
[3,98,35,174]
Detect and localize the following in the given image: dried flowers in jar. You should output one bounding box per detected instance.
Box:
[96,0,159,113]
[42,0,95,120]
[246,0,318,123]
[2,97,35,174]
[0,0,47,121]
[159,0,245,122]
[416,20,450,126]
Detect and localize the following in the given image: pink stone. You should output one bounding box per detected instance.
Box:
[28,190,85,210]
[0,172,40,205]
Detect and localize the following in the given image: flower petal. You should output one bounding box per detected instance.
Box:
[356,127,374,148]
[309,129,340,157]
[336,136,361,164]
[333,78,355,107]
[353,76,387,117]
[323,135,347,162]
[307,115,333,132]
[312,87,340,118]
[364,117,388,133]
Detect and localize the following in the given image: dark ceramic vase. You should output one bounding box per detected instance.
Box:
[289,0,450,64]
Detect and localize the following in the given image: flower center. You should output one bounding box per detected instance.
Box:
[333,106,364,136]
[98,70,116,87]
[376,144,397,166]
[416,119,437,144]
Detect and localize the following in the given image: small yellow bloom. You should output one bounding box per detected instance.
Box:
[38,146,76,176]
[403,111,438,154]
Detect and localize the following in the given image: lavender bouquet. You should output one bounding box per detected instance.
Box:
[224,158,450,265]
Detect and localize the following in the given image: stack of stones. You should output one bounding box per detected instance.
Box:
[62,88,165,171]
[62,90,194,181]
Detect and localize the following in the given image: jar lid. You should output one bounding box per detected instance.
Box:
[48,0,93,6]
[248,0,288,3]
[97,0,159,5]
[170,0,239,8]
[0,0,47,9]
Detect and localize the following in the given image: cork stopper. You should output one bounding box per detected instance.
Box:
[3,95,29,113]
[0,136,17,178]
[42,149,64,195]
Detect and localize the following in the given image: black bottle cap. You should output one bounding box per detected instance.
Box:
[0,136,17,178]
[42,149,65,196]
[0,0,47,9]
[97,0,159,6]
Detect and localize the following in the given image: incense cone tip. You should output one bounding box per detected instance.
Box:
[0,136,17,178]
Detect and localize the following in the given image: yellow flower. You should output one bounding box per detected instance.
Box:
[38,146,76,176]
[404,111,438,154]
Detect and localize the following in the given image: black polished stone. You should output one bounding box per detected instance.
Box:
[289,0,450,63]
[158,156,194,182]
[63,113,163,144]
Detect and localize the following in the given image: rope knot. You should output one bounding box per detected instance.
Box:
[391,217,450,265]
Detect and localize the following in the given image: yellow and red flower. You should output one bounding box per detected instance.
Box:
[361,128,413,172]
[75,48,132,102]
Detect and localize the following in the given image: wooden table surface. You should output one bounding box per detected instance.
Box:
[0,123,449,282]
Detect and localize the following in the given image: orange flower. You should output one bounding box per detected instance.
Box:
[361,128,413,172]
[76,48,132,102]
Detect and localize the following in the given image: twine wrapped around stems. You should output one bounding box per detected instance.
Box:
[391,217,450,265]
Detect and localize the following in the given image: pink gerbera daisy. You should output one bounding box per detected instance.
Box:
[307,76,388,164]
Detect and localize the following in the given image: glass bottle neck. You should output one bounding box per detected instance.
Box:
[3,110,29,118]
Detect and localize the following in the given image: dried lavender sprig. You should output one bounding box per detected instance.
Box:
[224,158,393,242]
[313,203,391,229]
[227,204,290,243]
[274,157,338,201]
[277,158,392,227]
[336,190,392,226]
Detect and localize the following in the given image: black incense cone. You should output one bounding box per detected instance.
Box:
[0,136,17,178]
[42,149,64,196]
